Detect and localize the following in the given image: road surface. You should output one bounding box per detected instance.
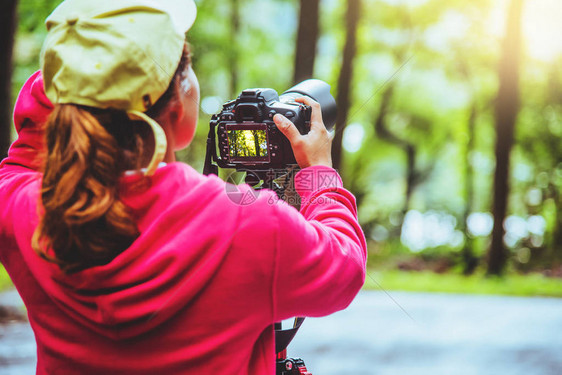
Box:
[1,290,562,374]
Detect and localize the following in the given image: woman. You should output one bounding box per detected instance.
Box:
[0,0,367,374]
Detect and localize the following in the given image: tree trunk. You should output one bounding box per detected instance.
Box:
[0,0,18,159]
[229,0,240,98]
[293,0,320,84]
[462,102,478,275]
[403,143,416,217]
[488,0,524,276]
[373,84,419,232]
[332,0,360,172]
[555,206,562,260]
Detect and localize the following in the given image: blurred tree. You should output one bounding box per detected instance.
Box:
[488,0,524,276]
[293,0,319,84]
[515,57,562,268]
[453,52,487,275]
[332,0,361,171]
[432,0,497,272]
[461,100,479,274]
[372,82,434,235]
[546,62,562,260]
[229,0,240,98]
[0,0,18,158]
[357,1,446,236]
[17,0,60,33]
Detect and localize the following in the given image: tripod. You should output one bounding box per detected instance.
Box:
[240,170,312,375]
[275,320,312,375]
[203,159,312,374]
[250,173,312,375]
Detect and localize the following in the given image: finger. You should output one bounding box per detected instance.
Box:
[274,114,302,144]
[295,96,324,128]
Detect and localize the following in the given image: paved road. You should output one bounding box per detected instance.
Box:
[0,290,35,375]
[290,291,562,375]
[1,290,562,374]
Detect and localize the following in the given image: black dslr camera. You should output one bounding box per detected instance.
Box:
[203,79,336,174]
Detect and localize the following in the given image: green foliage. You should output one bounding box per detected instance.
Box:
[0,265,11,291]
[17,0,60,33]
[365,269,562,297]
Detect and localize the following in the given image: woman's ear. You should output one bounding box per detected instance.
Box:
[167,66,199,150]
[157,93,184,136]
[168,99,185,128]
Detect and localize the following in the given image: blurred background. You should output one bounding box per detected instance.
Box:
[1,1,562,374]
[3,0,560,292]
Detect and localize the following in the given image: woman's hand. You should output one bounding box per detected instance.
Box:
[273,96,334,169]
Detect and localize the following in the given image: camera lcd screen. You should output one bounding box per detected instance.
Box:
[227,125,269,161]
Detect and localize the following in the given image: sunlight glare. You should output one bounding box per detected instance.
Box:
[489,0,562,62]
[522,0,562,61]
[343,123,365,153]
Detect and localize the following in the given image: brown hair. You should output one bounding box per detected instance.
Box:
[32,43,192,273]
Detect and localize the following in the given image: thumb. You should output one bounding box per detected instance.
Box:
[274,114,301,144]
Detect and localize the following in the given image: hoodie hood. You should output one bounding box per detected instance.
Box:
[11,71,243,340]
[42,166,240,339]
[0,70,53,170]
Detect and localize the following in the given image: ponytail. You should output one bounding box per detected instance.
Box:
[32,104,140,273]
[33,42,192,273]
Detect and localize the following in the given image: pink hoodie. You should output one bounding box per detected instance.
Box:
[0,71,367,374]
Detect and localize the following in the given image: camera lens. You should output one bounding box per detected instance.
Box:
[281,79,337,130]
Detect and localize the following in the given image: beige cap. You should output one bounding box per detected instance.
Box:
[41,0,197,175]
